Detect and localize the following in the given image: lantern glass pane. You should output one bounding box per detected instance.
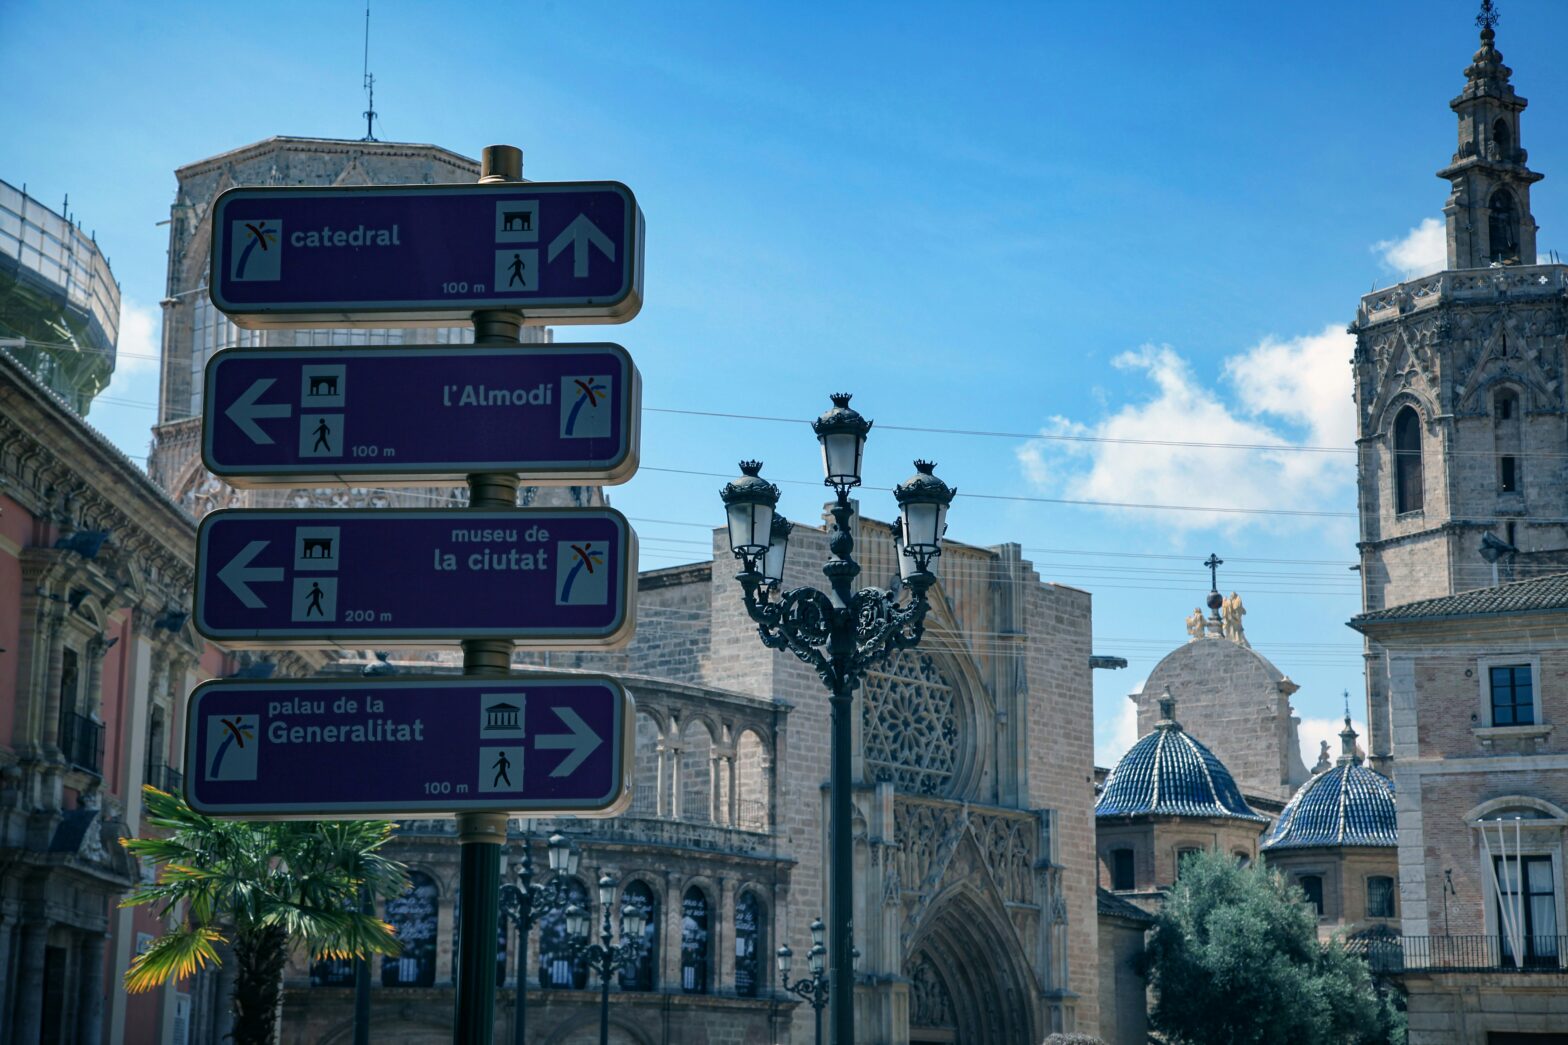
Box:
[763,531,789,583]
[726,502,773,555]
[903,502,941,550]
[777,946,793,975]
[820,432,862,484]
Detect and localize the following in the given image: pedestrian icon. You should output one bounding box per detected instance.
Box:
[492,249,538,293]
[477,744,526,793]
[290,576,338,622]
[298,413,344,458]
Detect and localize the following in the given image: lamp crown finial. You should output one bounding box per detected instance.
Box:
[913,459,937,475]
[739,460,763,476]
[830,392,853,408]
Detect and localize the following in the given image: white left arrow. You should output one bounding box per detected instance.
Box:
[547,214,616,278]
[217,541,284,608]
[225,378,292,445]
[535,706,604,777]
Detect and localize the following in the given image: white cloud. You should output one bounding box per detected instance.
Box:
[112,296,160,374]
[1296,716,1367,771]
[1374,217,1446,280]
[1095,692,1142,768]
[1015,326,1356,534]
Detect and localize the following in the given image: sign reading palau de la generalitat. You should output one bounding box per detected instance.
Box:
[209,182,644,327]
[202,343,641,486]
[184,675,634,819]
[193,508,636,648]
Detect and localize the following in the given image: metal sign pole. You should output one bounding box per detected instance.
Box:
[453,143,524,1045]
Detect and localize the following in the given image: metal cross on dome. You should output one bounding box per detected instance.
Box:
[1477,0,1499,32]
[1204,552,1224,593]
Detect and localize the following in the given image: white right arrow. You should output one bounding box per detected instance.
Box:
[547,214,616,278]
[225,378,292,445]
[217,540,283,608]
[535,706,604,777]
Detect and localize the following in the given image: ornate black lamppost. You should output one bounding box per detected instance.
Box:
[720,393,956,1045]
[564,874,648,1045]
[498,833,579,1045]
[776,917,862,1045]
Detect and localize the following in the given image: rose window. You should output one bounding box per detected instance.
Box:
[862,651,960,796]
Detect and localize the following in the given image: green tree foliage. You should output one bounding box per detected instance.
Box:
[1145,849,1405,1045]
[119,787,410,1045]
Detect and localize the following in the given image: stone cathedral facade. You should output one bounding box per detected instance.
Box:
[142,136,1103,1045]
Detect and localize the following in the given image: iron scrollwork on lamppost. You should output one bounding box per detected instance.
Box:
[563,874,648,1045]
[777,918,862,1045]
[497,833,579,1045]
[720,393,956,1045]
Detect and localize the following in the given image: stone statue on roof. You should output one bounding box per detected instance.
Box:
[1222,592,1250,647]
[1185,607,1205,641]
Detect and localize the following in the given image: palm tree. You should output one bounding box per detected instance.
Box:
[119,786,410,1045]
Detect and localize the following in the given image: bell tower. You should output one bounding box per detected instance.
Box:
[1439,0,1543,269]
[1352,2,1568,772]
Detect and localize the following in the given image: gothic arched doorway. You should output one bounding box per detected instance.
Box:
[905,889,1037,1045]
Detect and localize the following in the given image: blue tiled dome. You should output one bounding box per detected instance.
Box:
[1096,692,1267,823]
[1262,718,1396,851]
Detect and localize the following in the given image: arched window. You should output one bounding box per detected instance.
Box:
[631,712,661,817]
[734,891,764,997]
[680,887,711,993]
[1493,118,1512,159]
[735,730,769,831]
[1489,188,1520,263]
[537,877,590,989]
[1234,851,1252,870]
[1393,407,1424,514]
[383,871,439,987]
[619,881,658,991]
[680,720,714,823]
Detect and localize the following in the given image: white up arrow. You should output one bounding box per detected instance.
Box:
[547,214,616,278]
[536,706,603,777]
[217,541,284,608]
[225,378,292,445]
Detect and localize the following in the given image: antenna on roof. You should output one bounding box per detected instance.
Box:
[361,2,379,141]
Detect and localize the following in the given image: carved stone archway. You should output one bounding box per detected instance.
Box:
[904,887,1037,1045]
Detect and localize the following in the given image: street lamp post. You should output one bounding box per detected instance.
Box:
[497,833,580,1045]
[776,918,862,1045]
[720,393,956,1045]
[565,874,648,1045]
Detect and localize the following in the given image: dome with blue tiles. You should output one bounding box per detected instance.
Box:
[1262,715,1396,851]
[1096,689,1268,823]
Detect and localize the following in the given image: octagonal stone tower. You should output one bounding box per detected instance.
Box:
[1352,11,1568,768]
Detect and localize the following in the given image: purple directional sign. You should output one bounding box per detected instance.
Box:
[202,344,641,486]
[210,182,643,327]
[194,509,636,648]
[184,675,633,818]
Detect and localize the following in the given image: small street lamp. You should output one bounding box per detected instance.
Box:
[565,873,648,1045]
[776,917,863,1045]
[497,833,579,1045]
[720,393,955,1045]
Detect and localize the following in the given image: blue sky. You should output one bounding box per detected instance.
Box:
[9,0,1568,768]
